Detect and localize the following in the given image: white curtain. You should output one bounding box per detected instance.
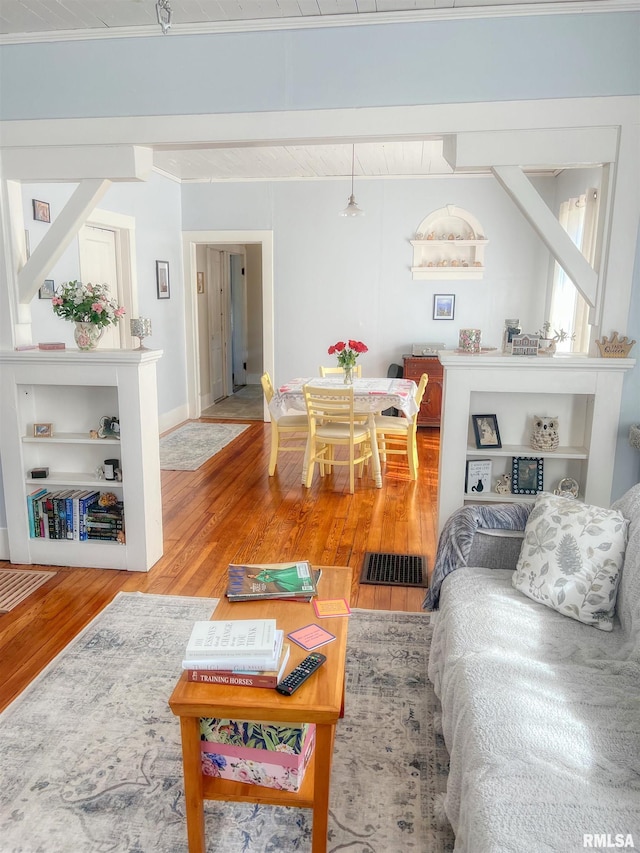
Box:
[548,189,599,353]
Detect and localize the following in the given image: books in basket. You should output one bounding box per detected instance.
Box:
[226,561,320,602]
[185,643,291,688]
[184,618,277,660]
[183,629,284,671]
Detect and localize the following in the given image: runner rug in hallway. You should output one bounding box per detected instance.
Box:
[0,592,454,852]
[159,422,250,470]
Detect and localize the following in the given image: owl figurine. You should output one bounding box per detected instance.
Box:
[531,416,559,451]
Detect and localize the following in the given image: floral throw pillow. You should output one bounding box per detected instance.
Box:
[512,493,628,631]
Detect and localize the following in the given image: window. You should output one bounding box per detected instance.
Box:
[548,188,599,353]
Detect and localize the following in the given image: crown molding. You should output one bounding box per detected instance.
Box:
[0,1,638,46]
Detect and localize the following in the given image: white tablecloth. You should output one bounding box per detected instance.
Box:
[270,376,418,419]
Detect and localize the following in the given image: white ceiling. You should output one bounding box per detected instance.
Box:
[0,0,626,39]
[1,0,625,182]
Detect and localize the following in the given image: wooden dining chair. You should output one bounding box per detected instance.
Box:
[319,365,362,378]
[303,384,373,494]
[260,372,309,476]
[374,373,428,479]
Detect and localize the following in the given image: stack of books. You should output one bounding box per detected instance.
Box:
[182,618,290,688]
[226,561,321,602]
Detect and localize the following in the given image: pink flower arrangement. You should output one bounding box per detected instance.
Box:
[328,339,368,369]
[52,280,125,328]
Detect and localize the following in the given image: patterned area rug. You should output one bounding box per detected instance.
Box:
[0,569,56,612]
[0,592,454,853]
[159,422,250,470]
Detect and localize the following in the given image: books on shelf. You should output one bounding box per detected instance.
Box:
[26,490,121,541]
[226,561,321,602]
[185,643,291,688]
[185,618,277,660]
[183,629,284,671]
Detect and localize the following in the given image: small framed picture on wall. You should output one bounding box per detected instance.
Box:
[433,293,455,320]
[39,279,55,299]
[32,199,50,223]
[197,272,205,294]
[156,260,170,299]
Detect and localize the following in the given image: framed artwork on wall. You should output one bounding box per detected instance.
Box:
[197,272,205,294]
[32,199,50,223]
[39,280,55,299]
[156,261,170,299]
[433,293,455,320]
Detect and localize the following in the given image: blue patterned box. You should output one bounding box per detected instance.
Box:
[199,718,315,791]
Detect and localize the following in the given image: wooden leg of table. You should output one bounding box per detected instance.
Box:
[179,716,206,853]
[312,723,334,853]
[368,413,382,488]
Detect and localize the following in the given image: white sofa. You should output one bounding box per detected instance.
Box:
[427,484,640,853]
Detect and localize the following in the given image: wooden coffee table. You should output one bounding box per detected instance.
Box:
[169,564,353,853]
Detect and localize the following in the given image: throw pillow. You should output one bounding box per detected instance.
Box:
[512,493,628,631]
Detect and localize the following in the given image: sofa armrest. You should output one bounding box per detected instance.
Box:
[423,502,532,610]
[467,529,524,571]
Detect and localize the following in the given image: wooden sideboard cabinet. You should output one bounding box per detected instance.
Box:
[402,355,444,427]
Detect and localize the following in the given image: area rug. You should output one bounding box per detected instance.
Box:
[159,422,250,470]
[0,592,454,853]
[0,568,56,612]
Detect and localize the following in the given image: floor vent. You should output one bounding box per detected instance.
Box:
[360,552,428,588]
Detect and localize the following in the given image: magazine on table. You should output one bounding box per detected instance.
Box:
[226,561,321,602]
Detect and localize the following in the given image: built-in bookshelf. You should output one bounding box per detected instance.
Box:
[437,351,635,533]
[0,349,164,572]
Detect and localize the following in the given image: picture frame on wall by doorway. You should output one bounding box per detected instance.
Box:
[156,261,170,299]
[197,272,205,294]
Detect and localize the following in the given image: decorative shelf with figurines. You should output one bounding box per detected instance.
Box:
[410,204,488,280]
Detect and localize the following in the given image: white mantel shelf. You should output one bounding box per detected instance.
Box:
[437,351,636,534]
[438,351,635,371]
[0,348,164,572]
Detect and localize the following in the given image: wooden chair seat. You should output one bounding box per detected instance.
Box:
[374,373,428,480]
[261,372,308,476]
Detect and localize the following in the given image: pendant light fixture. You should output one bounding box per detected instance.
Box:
[340,145,364,217]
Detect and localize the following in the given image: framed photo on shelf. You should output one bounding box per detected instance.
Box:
[33,423,53,438]
[465,459,492,495]
[156,260,170,299]
[39,279,55,299]
[32,199,50,223]
[472,414,502,449]
[433,293,455,320]
[512,456,544,495]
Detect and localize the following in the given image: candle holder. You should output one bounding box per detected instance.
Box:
[130,318,152,350]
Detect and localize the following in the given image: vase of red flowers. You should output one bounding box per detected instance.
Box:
[328,339,368,383]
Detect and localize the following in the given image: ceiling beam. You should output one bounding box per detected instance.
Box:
[492,165,597,307]
[18,179,111,303]
[1,146,153,182]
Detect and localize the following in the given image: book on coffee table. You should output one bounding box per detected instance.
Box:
[185,643,291,688]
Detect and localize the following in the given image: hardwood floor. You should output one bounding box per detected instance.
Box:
[0,421,440,712]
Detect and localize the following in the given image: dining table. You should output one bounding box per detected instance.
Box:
[269,376,419,488]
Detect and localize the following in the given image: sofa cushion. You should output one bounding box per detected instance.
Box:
[512,493,628,631]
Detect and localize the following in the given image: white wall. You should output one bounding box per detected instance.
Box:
[181,175,551,380]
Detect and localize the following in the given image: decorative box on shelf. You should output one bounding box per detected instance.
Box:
[199,718,315,792]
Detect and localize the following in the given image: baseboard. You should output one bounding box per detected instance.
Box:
[0,527,9,561]
[158,403,189,435]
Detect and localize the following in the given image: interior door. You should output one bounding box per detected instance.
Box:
[78,225,122,349]
[207,248,225,401]
[230,253,247,388]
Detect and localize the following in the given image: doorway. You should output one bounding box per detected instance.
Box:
[182,230,274,423]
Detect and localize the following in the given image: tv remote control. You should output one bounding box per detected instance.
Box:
[275,652,327,695]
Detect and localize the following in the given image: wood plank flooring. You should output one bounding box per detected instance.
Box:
[0,421,440,712]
